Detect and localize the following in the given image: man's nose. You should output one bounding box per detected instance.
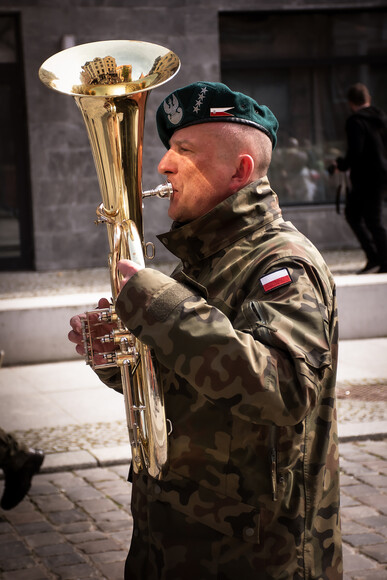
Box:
[158,149,175,175]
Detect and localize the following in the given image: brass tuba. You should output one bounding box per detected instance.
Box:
[39,40,180,479]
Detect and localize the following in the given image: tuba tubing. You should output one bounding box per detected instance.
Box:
[39,40,180,479]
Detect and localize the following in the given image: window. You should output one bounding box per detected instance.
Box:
[220,9,387,205]
[0,14,33,270]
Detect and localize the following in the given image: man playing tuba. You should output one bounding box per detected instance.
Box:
[69,82,342,580]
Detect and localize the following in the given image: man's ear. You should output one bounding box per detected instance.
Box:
[230,154,255,192]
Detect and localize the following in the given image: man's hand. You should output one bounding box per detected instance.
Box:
[68,261,142,365]
[117,259,143,293]
[68,297,116,365]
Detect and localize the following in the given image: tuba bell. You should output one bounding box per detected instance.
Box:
[39,40,180,479]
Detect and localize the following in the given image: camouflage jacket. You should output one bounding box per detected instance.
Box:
[114,177,342,578]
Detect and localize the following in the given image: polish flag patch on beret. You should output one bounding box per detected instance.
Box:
[210,107,234,117]
[260,268,292,292]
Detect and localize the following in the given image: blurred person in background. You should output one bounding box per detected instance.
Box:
[0,428,44,510]
[334,83,387,274]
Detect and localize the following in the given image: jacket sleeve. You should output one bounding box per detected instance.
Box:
[115,262,334,427]
[94,367,123,394]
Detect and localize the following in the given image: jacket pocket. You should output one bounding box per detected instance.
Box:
[243,299,332,371]
[149,474,260,544]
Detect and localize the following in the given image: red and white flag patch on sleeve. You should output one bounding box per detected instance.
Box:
[260,268,292,293]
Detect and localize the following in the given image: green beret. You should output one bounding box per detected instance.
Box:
[156,81,279,149]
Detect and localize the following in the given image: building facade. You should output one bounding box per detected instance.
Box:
[0,0,386,271]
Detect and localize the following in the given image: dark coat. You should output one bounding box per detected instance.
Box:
[337,105,387,190]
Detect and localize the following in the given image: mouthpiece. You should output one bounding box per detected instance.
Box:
[142,182,173,199]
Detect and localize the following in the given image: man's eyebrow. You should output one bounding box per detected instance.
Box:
[172,136,195,148]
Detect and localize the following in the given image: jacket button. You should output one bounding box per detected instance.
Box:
[154,485,161,495]
[245,527,255,537]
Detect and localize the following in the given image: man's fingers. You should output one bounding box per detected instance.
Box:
[68,298,115,362]
[69,314,84,334]
[75,343,85,357]
[68,329,82,345]
[118,259,143,279]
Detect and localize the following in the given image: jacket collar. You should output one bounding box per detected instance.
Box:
[157,177,282,265]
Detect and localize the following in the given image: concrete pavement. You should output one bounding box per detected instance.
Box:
[0,338,385,472]
[0,440,386,580]
[0,338,386,578]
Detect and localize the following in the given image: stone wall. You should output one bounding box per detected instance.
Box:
[1,0,386,270]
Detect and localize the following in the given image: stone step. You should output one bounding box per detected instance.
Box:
[0,274,386,366]
[335,273,387,340]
